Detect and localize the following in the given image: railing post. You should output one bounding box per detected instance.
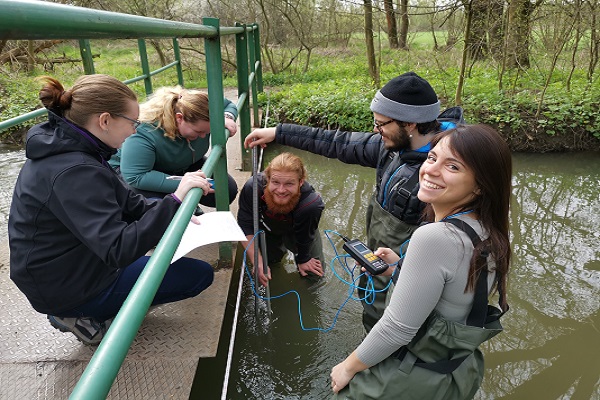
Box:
[236,23,252,172]
[172,37,185,87]
[137,38,153,96]
[203,16,232,264]
[253,25,263,93]
[247,28,260,128]
[78,39,95,75]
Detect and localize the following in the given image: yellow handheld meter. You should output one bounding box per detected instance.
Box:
[343,239,389,275]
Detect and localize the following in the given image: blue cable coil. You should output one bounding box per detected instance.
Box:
[242,229,402,332]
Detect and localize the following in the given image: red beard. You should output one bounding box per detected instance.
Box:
[263,186,301,215]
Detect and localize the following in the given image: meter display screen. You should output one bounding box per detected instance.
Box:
[354,243,369,253]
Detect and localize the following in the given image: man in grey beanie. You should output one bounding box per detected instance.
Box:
[244,72,462,333]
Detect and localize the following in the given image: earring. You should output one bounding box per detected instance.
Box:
[104,129,109,134]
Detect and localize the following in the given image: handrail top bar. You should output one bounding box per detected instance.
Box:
[0,0,255,40]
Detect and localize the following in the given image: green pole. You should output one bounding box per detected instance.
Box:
[69,189,202,399]
[248,28,259,128]
[253,25,263,93]
[78,39,95,75]
[172,37,185,87]
[137,38,153,96]
[203,17,232,264]
[236,23,252,172]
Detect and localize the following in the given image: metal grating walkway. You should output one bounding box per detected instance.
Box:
[0,240,235,400]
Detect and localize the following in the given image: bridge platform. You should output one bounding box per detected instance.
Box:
[0,94,253,399]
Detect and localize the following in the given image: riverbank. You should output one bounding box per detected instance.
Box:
[3,66,599,153]
[3,112,599,153]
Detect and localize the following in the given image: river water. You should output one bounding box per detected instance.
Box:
[1,145,599,399]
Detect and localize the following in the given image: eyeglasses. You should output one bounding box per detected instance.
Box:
[113,113,142,129]
[374,118,394,134]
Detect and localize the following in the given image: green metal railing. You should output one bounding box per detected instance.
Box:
[0,1,262,398]
[0,36,184,131]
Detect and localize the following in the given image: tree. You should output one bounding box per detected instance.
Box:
[364,0,379,86]
[585,0,600,82]
[383,0,399,48]
[505,0,543,69]
[464,0,487,61]
[461,0,503,61]
[398,0,409,50]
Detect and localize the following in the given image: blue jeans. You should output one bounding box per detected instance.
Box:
[58,256,214,321]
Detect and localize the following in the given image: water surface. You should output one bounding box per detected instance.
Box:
[1,146,599,399]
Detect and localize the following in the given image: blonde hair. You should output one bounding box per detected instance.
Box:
[37,74,137,127]
[139,86,210,140]
[265,152,307,181]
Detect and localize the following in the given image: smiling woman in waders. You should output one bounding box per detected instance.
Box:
[330,124,512,400]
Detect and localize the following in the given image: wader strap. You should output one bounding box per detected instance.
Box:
[393,218,498,373]
[444,219,488,327]
[395,168,420,208]
[394,345,469,374]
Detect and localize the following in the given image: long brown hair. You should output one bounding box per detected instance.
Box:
[422,124,512,311]
[37,74,137,127]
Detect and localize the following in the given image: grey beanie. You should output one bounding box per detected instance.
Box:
[370,72,440,123]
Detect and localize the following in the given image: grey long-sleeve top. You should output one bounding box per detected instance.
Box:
[355,216,496,367]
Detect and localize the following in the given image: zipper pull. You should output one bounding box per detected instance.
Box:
[186,139,196,163]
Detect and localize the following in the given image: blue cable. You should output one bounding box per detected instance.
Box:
[244,229,400,332]
[243,232,355,332]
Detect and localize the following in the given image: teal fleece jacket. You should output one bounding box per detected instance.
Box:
[109,97,237,194]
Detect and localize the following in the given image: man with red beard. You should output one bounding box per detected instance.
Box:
[237,152,325,287]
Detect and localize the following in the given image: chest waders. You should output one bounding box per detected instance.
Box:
[335,219,507,400]
[360,196,420,332]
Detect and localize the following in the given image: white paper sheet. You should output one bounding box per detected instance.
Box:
[171,211,246,263]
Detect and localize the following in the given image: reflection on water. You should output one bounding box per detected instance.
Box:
[1,146,599,399]
[479,152,600,400]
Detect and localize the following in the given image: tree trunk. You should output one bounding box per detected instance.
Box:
[397,0,409,50]
[149,39,168,66]
[505,0,534,69]
[456,1,473,105]
[27,40,34,73]
[364,0,379,86]
[567,0,584,91]
[383,0,399,48]
[466,0,488,61]
[444,7,461,49]
[488,0,505,59]
[0,40,63,65]
[588,2,599,82]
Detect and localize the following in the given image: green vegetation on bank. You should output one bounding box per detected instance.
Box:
[258,44,600,152]
[1,38,599,152]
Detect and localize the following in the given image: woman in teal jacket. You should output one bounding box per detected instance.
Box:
[109,86,238,206]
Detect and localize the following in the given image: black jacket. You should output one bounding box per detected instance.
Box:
[8,113,181,315]
[274,124,427,224]
[237,173,324,264]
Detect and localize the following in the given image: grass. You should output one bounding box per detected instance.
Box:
[1,34,599,150]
